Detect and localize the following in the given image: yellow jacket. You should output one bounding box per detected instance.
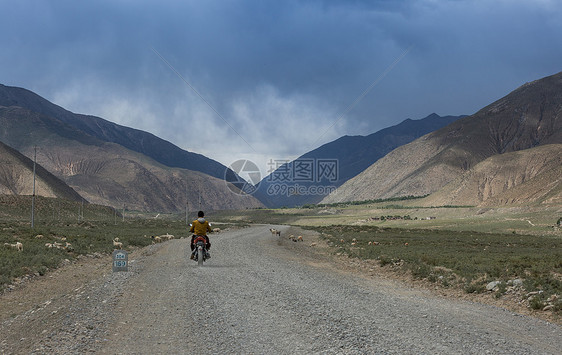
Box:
[190,218,211,236]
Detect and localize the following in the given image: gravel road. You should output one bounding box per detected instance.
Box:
[2,225,561,354]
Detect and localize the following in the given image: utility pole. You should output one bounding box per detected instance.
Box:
[31,146,37,228]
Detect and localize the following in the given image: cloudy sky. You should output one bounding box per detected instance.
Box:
[2,0,561,175]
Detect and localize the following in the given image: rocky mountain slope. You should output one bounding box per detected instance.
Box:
[0,84,237,182]
[323,71,562,204]
[420,144,562,207]
[0,103,263,212]
[255,113,462,207]
[0,141,83,201]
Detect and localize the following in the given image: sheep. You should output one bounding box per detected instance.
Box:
[53,242,63,249]
[45,243,54,248]
[269,228,281,236]
[212,228,221,233]
[151,235,162,243]
[309,242,317,247]
[288,235,296,242]
[113,238,123,249]
[158,233,174,241]
[4,242,23,251]
[297,236,303,242]
[63,242,74,252]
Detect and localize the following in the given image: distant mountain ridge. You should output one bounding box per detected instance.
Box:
[255,113,462,207]
[323,71,562,205]
[0,85,263,212]
[0,84,237,182]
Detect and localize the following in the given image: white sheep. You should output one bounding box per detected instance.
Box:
[4,242,23,251]
[113,238,123,249]
[269,228,281,236]
[160,233,175,240]
[212,228,221,233]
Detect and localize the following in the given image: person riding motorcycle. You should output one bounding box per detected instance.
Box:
[190,210,212,259]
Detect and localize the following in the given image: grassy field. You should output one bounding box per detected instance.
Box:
[0,196,194,288]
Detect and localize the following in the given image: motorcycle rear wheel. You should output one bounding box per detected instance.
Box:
[197,246,204,267]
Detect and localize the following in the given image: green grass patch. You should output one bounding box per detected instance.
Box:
[0,196,196,289]
[311,225,562,309]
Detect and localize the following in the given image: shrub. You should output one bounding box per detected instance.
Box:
[529,296,545,310]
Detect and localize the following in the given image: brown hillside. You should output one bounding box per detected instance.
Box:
[0,141,83,201]
[323,71,562,204]
[420,144,562,207]
[0,106,263,212]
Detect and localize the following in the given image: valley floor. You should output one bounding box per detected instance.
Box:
[1,225,560,354]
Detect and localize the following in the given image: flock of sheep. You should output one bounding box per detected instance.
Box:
[3,227,226,254]
[3,235,75,253]
[342,238,381,247]
[148,233,176,244]
[41,235,74,251]
[269,228,305,242]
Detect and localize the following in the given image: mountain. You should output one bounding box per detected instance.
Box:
[0,84,237,182]
[0,141,83,201]
[420,144,562,207]
[0,88,263,212]
[254,113,462,207]
[322,71,562,204]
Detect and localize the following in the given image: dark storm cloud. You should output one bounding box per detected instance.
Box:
[1,0,561,172]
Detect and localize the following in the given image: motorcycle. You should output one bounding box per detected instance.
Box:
[191,235,209,266]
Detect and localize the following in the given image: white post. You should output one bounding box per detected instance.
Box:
[31,146,36,228]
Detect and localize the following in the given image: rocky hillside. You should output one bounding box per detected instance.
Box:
[0,105,263,212]
[420,144,562,207]
[0,84,238,182]
[0,141,83,201]
[322,71,562,204]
